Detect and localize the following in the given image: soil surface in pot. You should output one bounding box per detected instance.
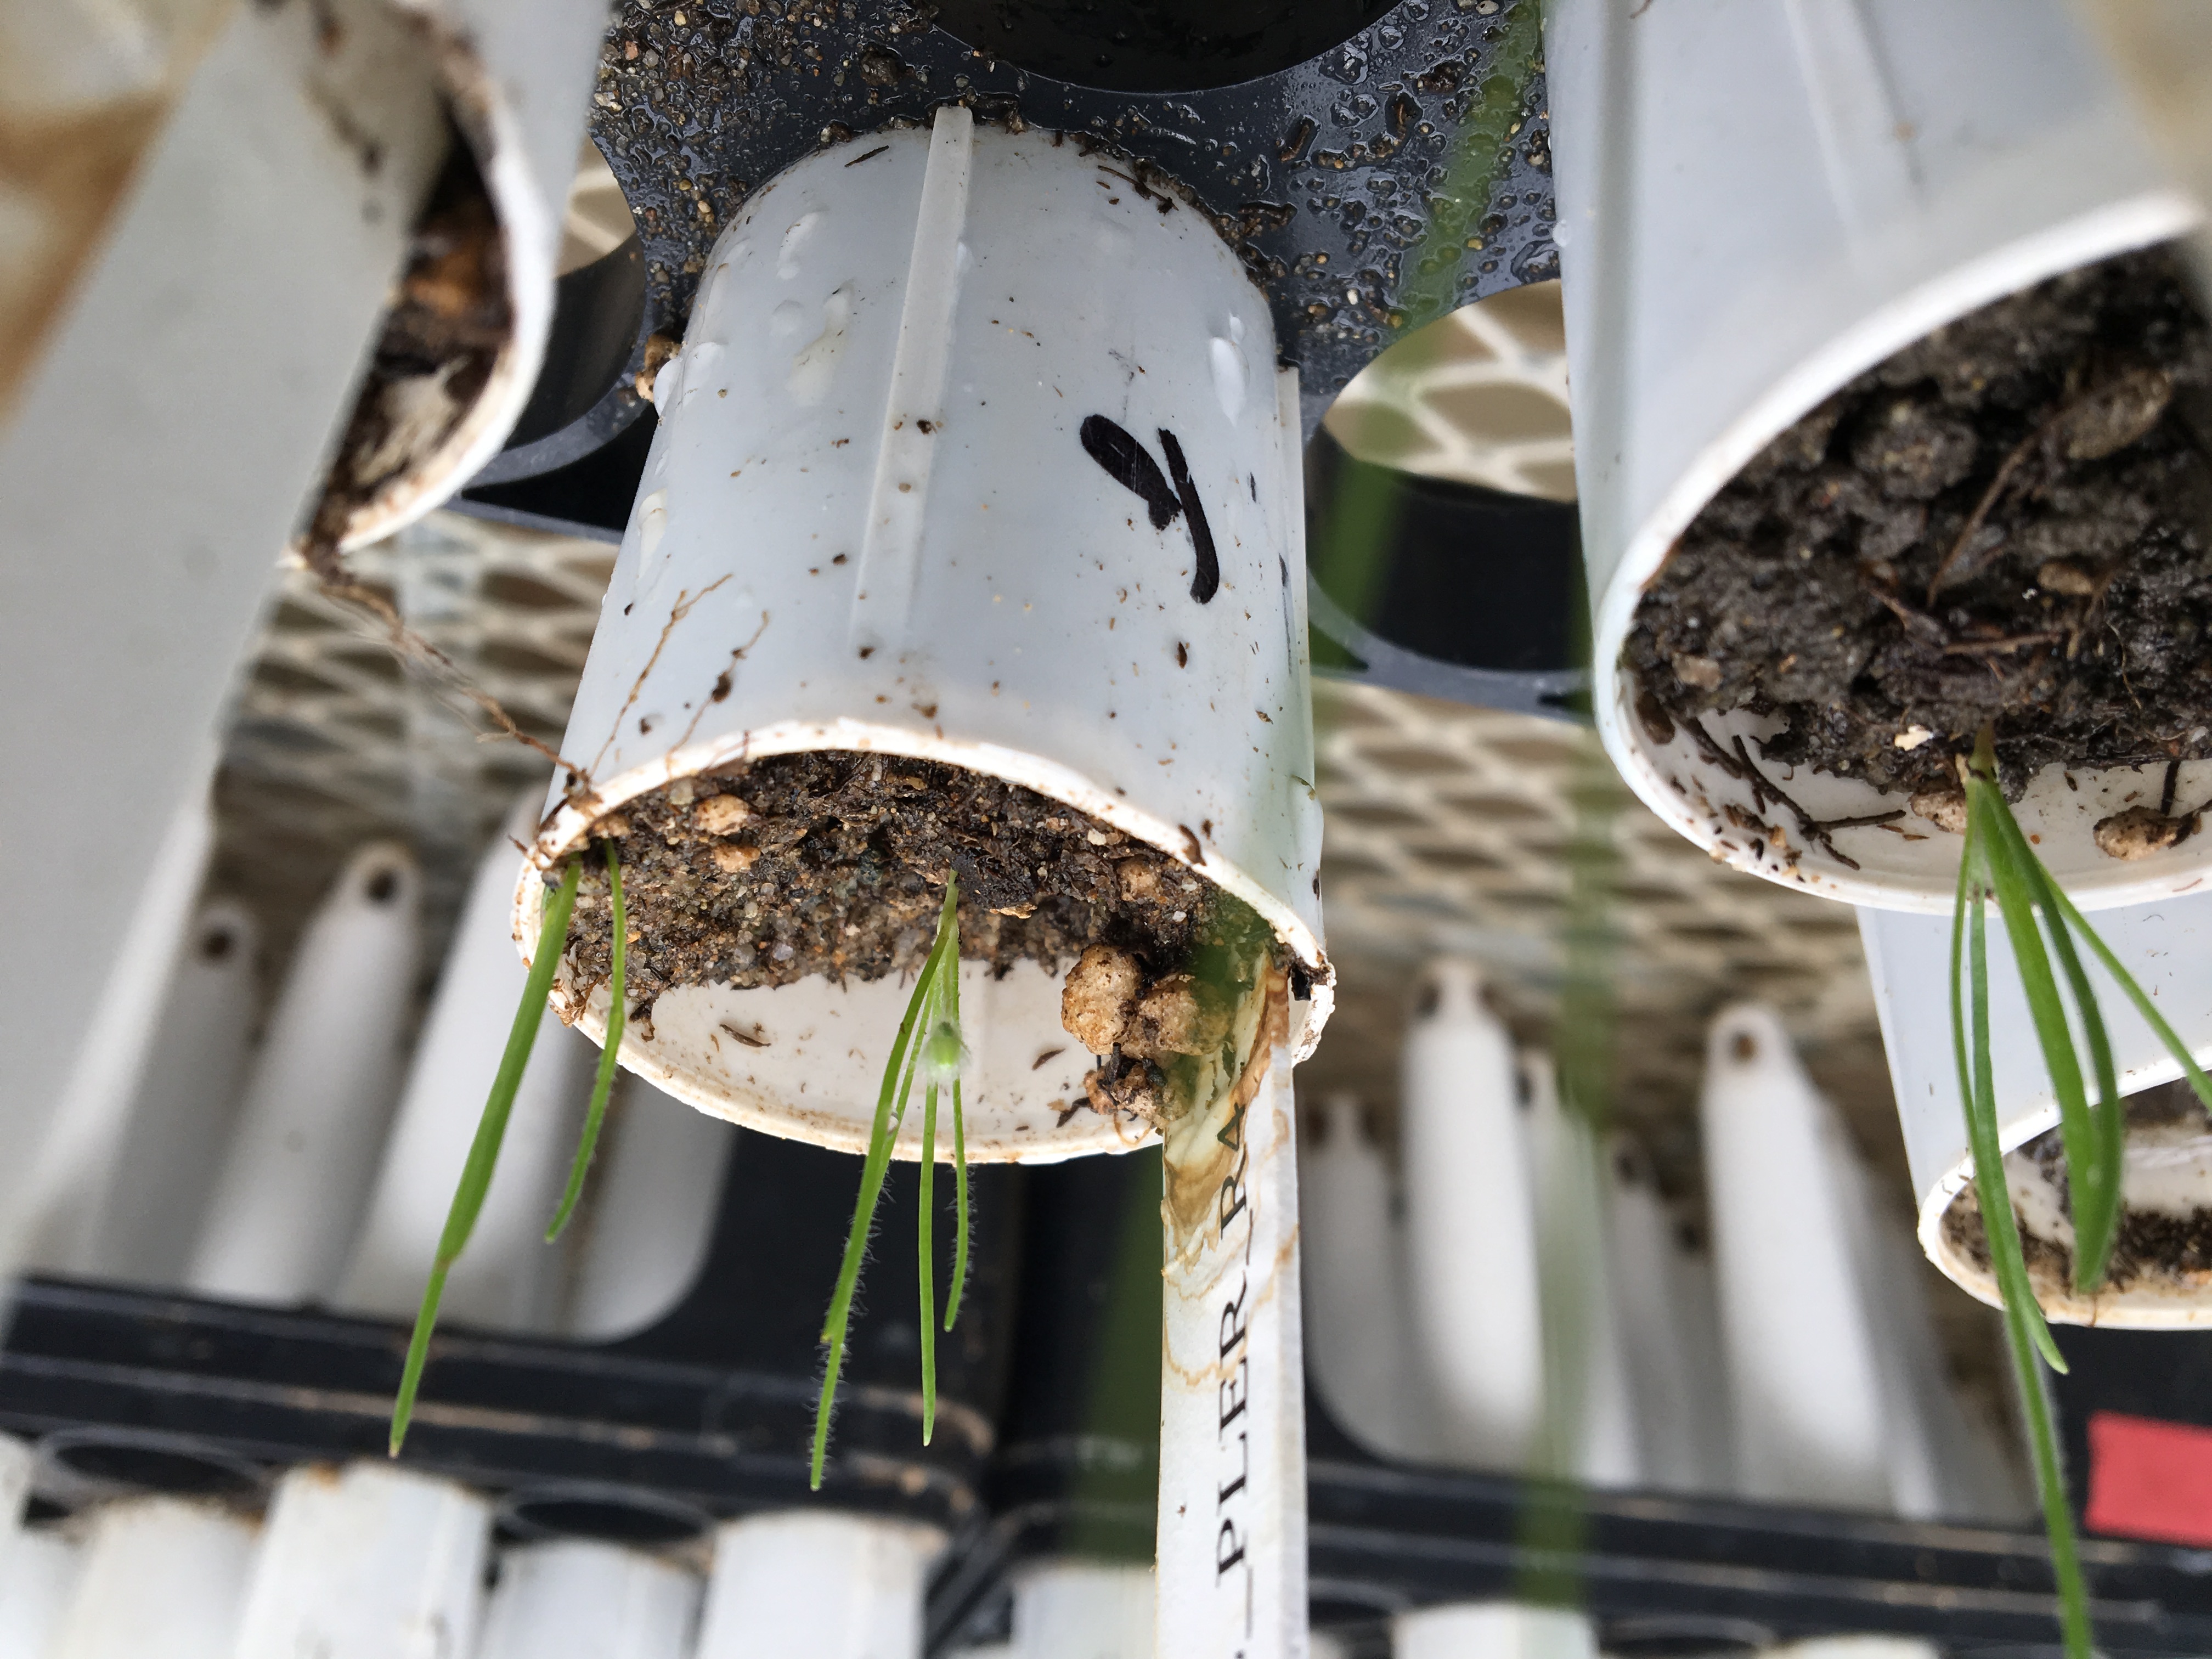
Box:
[1627,246,2212,835]
[557,751,1278,1124]
[1942,1079,2212,1301]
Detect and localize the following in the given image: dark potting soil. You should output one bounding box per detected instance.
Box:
[1626,246,2212,814]
[302,142,511,566]
[557,752,1276,1115]
[1942,1079,2212,1296]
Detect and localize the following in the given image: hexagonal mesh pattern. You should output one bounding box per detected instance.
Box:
[1322,279,1575,500]
[1301,681,1886,1167]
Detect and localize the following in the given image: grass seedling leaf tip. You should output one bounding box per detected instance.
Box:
[810,877,970,1490]
[390,857,582,1457]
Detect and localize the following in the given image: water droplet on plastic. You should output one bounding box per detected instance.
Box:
[1211,336,1248,421]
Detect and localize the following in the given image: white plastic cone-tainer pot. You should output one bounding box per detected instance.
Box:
[1008,1561,1153,1659]
[1831,1143,2030,1523]
[189,845,420,1304]
[562,1073,736,1341]
[516,105,1327,1161]
[477,1539,701,1659]
[330,0,611,549]
[1398,961,1543,1471]
[1523,1053,1641,1488]
[1546,0,2204,912]
[1604,1137,1734,1495]
[0,1531,80,1659]
[89,899,259,1285]
[1699,1003,1893,1510]
[233,1463,490,1659]
[692,1513,941,1659]
[1299,1092,1431,1460]
[1392,1604,1599,1659]
[13,787,212,1277]
[1863,890,2212,1326]
[341,795,589,1330]
[48,1498,256,1659]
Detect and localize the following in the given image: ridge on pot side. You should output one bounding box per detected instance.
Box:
[1549,0,2208,913]
[512,109,1328,1161]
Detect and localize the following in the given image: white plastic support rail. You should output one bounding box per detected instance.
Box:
[1157,1042,1306,1659]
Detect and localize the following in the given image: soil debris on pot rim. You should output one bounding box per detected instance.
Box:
[300,138,512,567]
[554,751,1281,1125]
[1626,246,2212,841]
[1941,1079,2212,1305]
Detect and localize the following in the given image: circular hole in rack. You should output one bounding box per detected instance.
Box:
[40,1429,268,1503]
[499,1482,713,1547]
[932,0,1391,94]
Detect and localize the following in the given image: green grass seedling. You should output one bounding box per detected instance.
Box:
[810,877,970,1489]
[391,856,583,1455]
[548,841,627,1242]
[1951,725,2212,1658]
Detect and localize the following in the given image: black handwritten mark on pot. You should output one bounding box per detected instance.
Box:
[1156,428,1219,604]
[1080,415,1178,528]
[1078,415,1221,603]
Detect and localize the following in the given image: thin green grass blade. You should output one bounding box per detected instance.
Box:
[2003,1282,2097,1659]
[918,1074,938,1444]
[810,878,960,1490]
[1971,775,2117,1294]
[391,858,582,1455]
[1956,814,2066,1373]
[1958,817,2090,1655]
[2043,876,2212,1117]
[547,839,627,1243]
[944,909,968,1333]
[1994,812,2125,1288]
[946,1077,969,1331]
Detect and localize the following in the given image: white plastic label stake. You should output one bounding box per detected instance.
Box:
[1157,1039,1306,1659]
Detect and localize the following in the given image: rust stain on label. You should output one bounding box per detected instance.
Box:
[1161,959,1285,1255]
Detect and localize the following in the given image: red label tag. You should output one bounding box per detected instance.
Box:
[2085,1410,2212,1548]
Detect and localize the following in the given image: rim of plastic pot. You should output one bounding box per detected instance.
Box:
[514,720,1331,1162]
[1864,897,2212,1328]
[1915,1097,2212,1330]
[334,5,601,549]
[1593,192,2204,916]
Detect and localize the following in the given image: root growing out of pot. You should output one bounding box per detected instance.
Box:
[1627,245,2212,859]
[1940,1077,2212,1318]
[557,749,1282,1133]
